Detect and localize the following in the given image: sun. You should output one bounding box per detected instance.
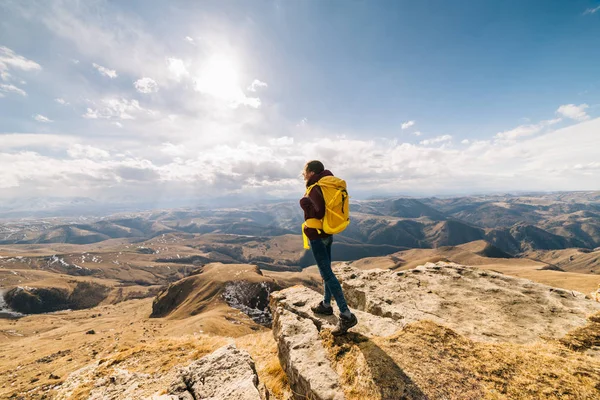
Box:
[194,55,243,103]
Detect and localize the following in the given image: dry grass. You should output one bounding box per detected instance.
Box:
[321,320,600,400]
[49,334,228,400]
[98,335,228,374]
[0,296,257,399]
[236,331,292,400]
[61,331,292,400]
[559,312,600,352]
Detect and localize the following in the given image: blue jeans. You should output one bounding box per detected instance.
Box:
[309,236,349,314]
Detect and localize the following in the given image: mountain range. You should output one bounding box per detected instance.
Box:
[1,192,599,259]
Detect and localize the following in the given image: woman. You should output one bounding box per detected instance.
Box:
[300,160,358,336]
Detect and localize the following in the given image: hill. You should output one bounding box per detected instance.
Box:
[524,248,600,275]
[2,254,600,399]
[2,192,599,259]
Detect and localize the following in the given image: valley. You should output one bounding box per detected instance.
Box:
[1,192,599,399]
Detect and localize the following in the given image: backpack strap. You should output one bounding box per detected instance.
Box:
[304,182,319,196]
[302,182,323,249]
[302,218,323,249]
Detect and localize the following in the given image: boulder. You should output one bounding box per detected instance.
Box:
[167,344,266,400]
[55,344,266,400]
[269,262,600,400]
[335,261,600,344]
[271,297,344,400]
[270,285,407,400]
[271,285,399,337]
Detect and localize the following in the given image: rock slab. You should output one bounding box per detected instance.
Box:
[167,344,266,400]
[271,289,345,400]
[336,261,600,344]
[55,344,266,400]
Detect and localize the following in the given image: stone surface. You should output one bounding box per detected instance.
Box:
[167,344,266,400]
[55,344,266,400]
[271,292,345,400]
[336,261,600,344]
[56,363,159,400]
[270,285,406,400]
[269,262,600,400]
[271,285,400,337]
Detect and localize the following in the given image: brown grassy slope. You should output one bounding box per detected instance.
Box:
[524,248,600,274]
[52,331,293,400]
[0,260,321,398]
[151,262,276,319]
[54,335,230,399]
[321,316,600,400]
[0,296,269,399]
[263,265,324,291]
[0,238,138,257]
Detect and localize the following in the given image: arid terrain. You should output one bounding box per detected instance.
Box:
[1,192,600,399]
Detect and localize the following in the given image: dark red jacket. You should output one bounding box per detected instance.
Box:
[300,170,333,240]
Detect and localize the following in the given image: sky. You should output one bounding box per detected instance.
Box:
[0,0,599,205]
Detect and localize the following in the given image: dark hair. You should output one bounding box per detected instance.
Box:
[305,160,324,174]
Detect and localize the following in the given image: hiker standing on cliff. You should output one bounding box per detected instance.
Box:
[300,160,358,335]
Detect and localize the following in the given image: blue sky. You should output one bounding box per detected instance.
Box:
[0,0,599,203]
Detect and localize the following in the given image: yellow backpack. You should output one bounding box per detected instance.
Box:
[302,176,350,249]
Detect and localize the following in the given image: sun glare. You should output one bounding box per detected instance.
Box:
[194,55,243,102]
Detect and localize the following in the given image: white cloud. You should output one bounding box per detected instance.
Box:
[83,99,154,121]
[0,133,75,150]
[83,98,153,120]
[21,1,166,84]
[247,79,268,92]
[401,120,415,130]
[67,144,110,159]
[92,62,118,78]
[573,161,600,170]
[2,118,599,199]
[412,131,422,136]
[268,136,294,146]
[420,135,452,146]
[494,118,561,141]
[556,104,589,121]
[33,114,53,123]
[167,58,188,81]
[113,122,123,128]
[55,98,68,105]
[83,109,99,119]
[5,2,598,200]
[185,36,195,44]
[461,139,470,144]
[161,142,186,156]
[193,56,261,108]
[134,77,159,93]
[0,83,27,96]
[297,118,308,127]
[0,46,41,82]
[584,5,600,15]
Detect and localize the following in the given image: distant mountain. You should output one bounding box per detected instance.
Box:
[510,224,580,251]
[425,220,486,247]
[1,192,599,256]
[353,198,446,219]
[523,248,600,275]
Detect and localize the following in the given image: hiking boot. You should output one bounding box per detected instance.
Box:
[332,313,358,336]
[311,301,334,316]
